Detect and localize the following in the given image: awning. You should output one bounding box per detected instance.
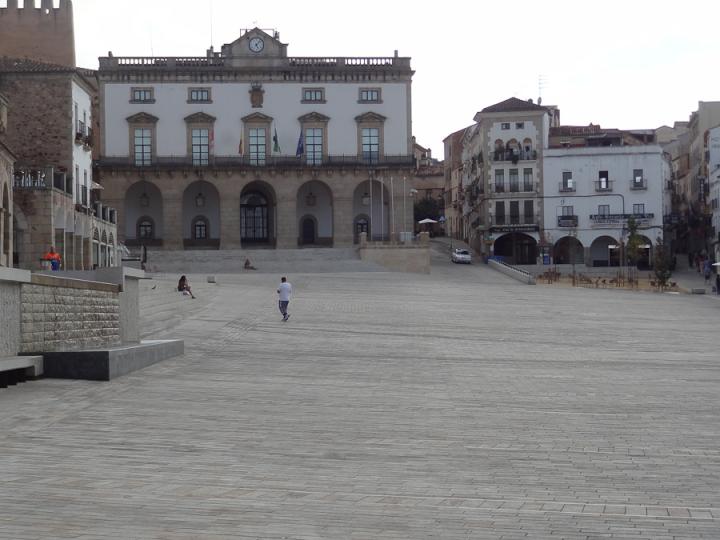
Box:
[90,181,104,190]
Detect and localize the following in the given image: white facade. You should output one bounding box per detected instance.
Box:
[96,28,414,250]
[709,125,720,260]
[543,146,668,266]
[103,82,409,158]
[71,80,93,206]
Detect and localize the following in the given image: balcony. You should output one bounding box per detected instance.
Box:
[83,127,94,150]
[96,154,416,170]
[75,121,87,145]
[630,178,647,190]
[557,215,579,227]
[490,215,538,229]
[594,180,613,192]
[588,213,655,228]
[491,149,537,162]
[559,181,575,193]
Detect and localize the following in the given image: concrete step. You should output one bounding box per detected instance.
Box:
[143,247,385,274]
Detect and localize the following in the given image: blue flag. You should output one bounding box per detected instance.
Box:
[296,129,304,156]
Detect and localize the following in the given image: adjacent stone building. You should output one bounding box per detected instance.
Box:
[543,125,670,267]
[0,58,117,269]
[0,91,14,267]
[96,28,416,250]
[0,0,76,68]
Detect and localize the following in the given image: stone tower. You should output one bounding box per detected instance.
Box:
[0,0,76,67]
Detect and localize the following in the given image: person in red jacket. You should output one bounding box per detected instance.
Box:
[42,246,61,270]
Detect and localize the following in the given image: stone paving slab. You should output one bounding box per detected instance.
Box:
[0,257,719,538]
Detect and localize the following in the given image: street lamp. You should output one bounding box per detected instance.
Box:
[405,184,417,242]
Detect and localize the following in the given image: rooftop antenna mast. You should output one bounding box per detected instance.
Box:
[538,75,547,102]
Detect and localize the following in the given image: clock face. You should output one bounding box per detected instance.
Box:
[249,37,264,53]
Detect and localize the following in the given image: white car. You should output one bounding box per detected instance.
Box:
[451,248,472,264]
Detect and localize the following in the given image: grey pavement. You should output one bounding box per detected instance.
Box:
[1,256,719,539]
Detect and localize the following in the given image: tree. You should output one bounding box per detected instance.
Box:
[414,196,442,223]
[653,236,673,289]
[625,216,643,267]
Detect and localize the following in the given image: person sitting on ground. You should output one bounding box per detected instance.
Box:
[244,258,257,270]
[177,275,196,299]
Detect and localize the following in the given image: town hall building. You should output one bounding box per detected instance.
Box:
[96,28,416,250]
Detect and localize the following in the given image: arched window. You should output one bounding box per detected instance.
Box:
[493,139,504,160]
[523,137,533,159]
[137,216,154,239]
[192,215,209,240]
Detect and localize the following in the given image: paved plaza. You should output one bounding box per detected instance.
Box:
[1,249,720,539]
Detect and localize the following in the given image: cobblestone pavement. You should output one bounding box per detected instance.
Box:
[1,257,719,539]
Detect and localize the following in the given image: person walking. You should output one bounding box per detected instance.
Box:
[277,276,292,321]
[716,272,720,295]
[703,258,711,285]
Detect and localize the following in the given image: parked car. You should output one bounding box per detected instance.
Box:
[451,248,472,264]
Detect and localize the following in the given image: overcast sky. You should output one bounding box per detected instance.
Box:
[67,0,720,159]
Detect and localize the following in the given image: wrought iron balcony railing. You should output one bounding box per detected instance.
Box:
[96,154,416,169]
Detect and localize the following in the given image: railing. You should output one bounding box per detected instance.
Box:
[630,178,647,190]
[491,216,537,226]
[594,180,613,192]
[559,181,575,192]
[13,168,50,189]
[96,154,416,169]
[490,150,537,162]
[557,215,579,227]
[589,213,655,222]
[99,55,410,70]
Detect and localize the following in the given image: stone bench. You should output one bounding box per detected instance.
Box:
[0,356,43,387]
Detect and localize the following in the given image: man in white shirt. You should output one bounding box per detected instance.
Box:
[277,276,292,321]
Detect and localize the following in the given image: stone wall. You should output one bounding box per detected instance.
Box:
[0,267,31,357]
[0,73,73,170]
[0,1,76,68]
[20,274,121,353]
[358,244,430,274]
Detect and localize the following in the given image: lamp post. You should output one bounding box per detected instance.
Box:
[438,215,448,249]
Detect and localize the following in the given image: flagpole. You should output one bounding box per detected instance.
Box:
[380,176,384,242]
[369,174,373,241]
[390,176,395,241]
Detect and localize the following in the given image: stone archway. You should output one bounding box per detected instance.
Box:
[590,235,619,267]
[553,236,584,265]
[297,180,333,246]
[632,235,653,269]
[352,180,389,242]
[352,214,369,243]
[1,182,10,266]
[240,181,277,247]
[493,232,538,264]
[125,180,164,246]
[12,203,28,268]
[299,215,318,245]
[183,180,220,249]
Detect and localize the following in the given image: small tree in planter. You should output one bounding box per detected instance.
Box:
[653,236,673,290]
[625,216,643,268]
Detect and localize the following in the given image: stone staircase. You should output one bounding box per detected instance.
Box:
[138,277,220,338]
[144,247,387,274]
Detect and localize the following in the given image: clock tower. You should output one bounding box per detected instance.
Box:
[221,28,288,67]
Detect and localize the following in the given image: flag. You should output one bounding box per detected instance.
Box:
[295,129,304,156]
[209,128,215,153]
[238,134,243,155]
[272,127,281,153]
